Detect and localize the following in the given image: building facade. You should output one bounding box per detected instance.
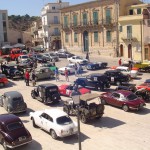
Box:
[61,0,117,56]
[41,0,69,50]
[0,10,9,47]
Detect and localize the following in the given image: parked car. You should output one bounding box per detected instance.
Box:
[63,93,104,123]
[0,91,27,113]
[33,67,54,81]
[30,54,47,63]
[134,62,150,70]
[39,63,57,72]
[58,84,91,97]
[68,56,88,64]
[100,90,146,112]
[97,62,108,68]
[104,70,129,86]
[136,83,150,92]
[31,83,61,104]
[0,74,8,87]
[86,62,101,70]
[0,114,32,150]
[58,63,83,75]
[145,79,150,83]
[2,63,24,79]
[42,53,59,62]
[57,51,74,58]
[17,55,29,63]
[18,59,34,69]
[75,73,110,91]
[30,109,78,139]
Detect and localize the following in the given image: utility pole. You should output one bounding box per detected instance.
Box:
[140,20,143,62]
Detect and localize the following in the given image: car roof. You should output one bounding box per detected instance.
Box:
[4,91,23,98]
[38,83,58,88]
[80,93,99,101]
[0,74,6,78]
[45,109,67,119]
[0,114,20,125]
[88,73,106,77]
[114,90,133,96]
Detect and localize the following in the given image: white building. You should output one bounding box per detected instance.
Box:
[41,0,69,50]
[0,10,9,47]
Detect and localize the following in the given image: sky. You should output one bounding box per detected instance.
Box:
[0,0,92,16]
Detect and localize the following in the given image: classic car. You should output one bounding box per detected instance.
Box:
[0,91,27,113]
[33,67,54,81]
[104,70,129,86]
[18,59,34,69]
[42,53,59,62]
[56,51,74,58]
[100,90,146,112]
[0,114,32,150]
[30,109,77,139]
[136,83,150,92]
[75,73,110,91]
[63,93,104,123]
[58,63,83,75]
[86,62,101,70]
[31,83,61,104]
[2,63,24,79]
[97,62,108,68]
[133,61,150,70]
[38,63,57,72]
[145,79,150,83]
[17,55,29,63]
[0,74,8,87]
[67,56,89,64]
[29,54,47,63]
[58,84,91,97]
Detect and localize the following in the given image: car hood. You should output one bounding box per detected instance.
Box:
[58,67,71,71]
[79,88,91,94]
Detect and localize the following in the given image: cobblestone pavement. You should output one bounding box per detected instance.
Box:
[0,54,150,150]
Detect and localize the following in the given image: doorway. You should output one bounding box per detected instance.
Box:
[128,44,132,59]
[120,44,123,57]
[83,31,89,52]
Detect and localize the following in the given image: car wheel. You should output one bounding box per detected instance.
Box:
[0,82,4,87]
[32,118,38,128]
[50,130,58,139]
[80,113,87,123]
[122,105,129,112]
[2,140,9,150]
[31,92,36,99]
[63,105,70,115]
[116,81,121,86]
[101,98,106,105]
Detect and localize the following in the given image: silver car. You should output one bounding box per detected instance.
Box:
[43,53,59,62]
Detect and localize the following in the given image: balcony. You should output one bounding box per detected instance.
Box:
[51,32,61,36]
[103,19,115,27]
[121,35,138,42]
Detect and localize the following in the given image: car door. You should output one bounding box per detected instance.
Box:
[44,115,55,132]
[109,93,121,106]
[65,86,73,96]
[37,113,48,130]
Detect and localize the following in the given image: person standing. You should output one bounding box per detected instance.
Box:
[74,63,78,76]
[31,70,36,86]
[54,68,59,81]
[64,68,69,82]
[25,70,30,86]
[119,58,122,66]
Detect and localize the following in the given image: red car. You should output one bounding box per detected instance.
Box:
[0,74,8,87]
[58,84,91,97]
[136,83,150,91]
[100,90,145,112]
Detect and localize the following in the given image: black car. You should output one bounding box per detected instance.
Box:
[31,83,61,104]
[30,54,47,63]
[2,64,24,79]
[57,52,74,58]
[104,70,129,86]
[75,73,110,91]
[0,91,27,113]
[18,58,34,69]
[86,62,101,70]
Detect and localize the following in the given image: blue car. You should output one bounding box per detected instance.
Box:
[145,79,150,83]
[86,62,100,70]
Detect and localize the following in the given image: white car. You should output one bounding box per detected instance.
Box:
[30,109,78,139]
[17,55,29,62]
[116,66,138,78]
[67,56,88,64]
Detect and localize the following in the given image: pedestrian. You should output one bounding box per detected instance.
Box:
[119,58,122,66]
[86,52,90,61]
[129,61,133,70]
[77,62,81,76]
[25,69,30,86]
[31,70,36,86]
[74,63,78,76]
[64,68,69,82]
[54,68,59,81]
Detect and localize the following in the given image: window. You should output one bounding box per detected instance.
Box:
[112,93,120,98]
[94,31,98,42]
[4,32,8,42]
[74,32,78,42]
[54,16,58,24]
[120,26,122,32]
[145,48,149,60]
[83,13,88,25]
[64,16,68,28]
[54,28,59,35]
[127,26,132,39]
[106,31,111,42]
[105,9,111,24]
[65,33,69,43]
[2,13,6,20]
[129,9,133,15]
[52,6,55,10]
[3,21,7,31]
[93,11,98,25]
[73,15,78,26]
[137,8,141,14]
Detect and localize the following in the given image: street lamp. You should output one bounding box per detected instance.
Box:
[71,88,82,150]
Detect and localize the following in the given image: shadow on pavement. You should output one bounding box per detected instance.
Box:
[16,108,35,118]
[88,116,125,128]
[134,107,150,115]
[14,139,42,150]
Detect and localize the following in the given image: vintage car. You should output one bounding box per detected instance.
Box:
[58,63,83,75]
[0,91,27,113]
[0,74,8,87]
[145,79,150,83]
[31,83,61,104]
[58,84,91,97]
[18,59,34,69]
[136,83,150,92]
[75,73,110,91]
[0,114,32,150]
[133,61,150,70]
[30,109,77,139]
[2,63,24,79]
[17,55,29,63]
[57,51,74,58]
[86,62,101,70]
[67,56,88,64]
[63,93,105,123]
[38,63,57,72]
[100,90,146,112]
[33,67,54,81]
[104,70,129,86]
[42,53,59,62]
[29,54,47,63]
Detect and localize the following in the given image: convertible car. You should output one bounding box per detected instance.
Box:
[136,83,150,91]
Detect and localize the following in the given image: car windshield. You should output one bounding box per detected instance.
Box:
[56,116,73,125]
[126,94,138,101]
[76,56,82,59]
[7,122,23,131]
[22,56,28,59]
[44,54,49,56]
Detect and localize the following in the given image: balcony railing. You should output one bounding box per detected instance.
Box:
[51,32,61,36]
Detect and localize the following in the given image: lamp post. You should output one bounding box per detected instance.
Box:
[71,89,82,150]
